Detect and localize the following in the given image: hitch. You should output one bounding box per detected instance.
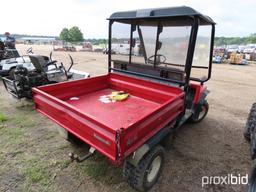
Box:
[69,147,95,163]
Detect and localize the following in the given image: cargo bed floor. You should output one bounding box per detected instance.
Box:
[65,88,160,130]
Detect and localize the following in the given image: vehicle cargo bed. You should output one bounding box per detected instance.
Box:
[33,73,184,162]
[66,88,161,130]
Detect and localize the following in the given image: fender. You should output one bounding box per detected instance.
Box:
[126,126,173,166]
[2,57,35,71]
[3,63,17,71]
[198,89,210,105]
[192,90,209,119]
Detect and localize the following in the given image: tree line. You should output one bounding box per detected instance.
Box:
[215,33,256,46]
[59,27,256,46]
[2,28,256,47]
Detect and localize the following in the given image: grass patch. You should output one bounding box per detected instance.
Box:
[0,124,25,144]
[4,126,24,139]
[25,166,46,182]
[0,124,7,129]
[12,115,37,128]
[0,153,4,163]
[22,155,57,191]
[0,112,7,122]
[76,153,122,185]
[49,159,71,170]
[58,159,71,169]
[15,102,35,111]
[57,144,69,150]
[9,149,24,157]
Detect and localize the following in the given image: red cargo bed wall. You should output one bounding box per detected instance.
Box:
[36,73,183,104]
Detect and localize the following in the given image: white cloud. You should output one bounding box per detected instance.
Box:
[1,0,255,37]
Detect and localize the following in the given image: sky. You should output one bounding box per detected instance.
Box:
[1,0,255,38]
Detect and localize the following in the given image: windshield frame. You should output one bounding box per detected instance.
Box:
[108,16,215,87]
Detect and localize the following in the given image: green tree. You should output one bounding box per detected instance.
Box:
[59,26,84,43]
[69,26,84,43]
[59,28,70,42]
[214,34,256,46]
[248,33,256,44]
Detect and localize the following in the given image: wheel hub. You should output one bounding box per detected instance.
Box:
[198,105,206,120]
[146,156,162,183]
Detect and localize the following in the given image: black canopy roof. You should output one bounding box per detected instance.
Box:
[108,6,215,25]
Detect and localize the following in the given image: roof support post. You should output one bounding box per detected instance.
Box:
[108,20,114,73]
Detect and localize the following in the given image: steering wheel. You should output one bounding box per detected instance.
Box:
[147,54,166,65]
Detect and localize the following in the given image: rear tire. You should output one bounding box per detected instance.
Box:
[190,100,209,123]
[244,131,251,142]
[244,103,256,142]
[123,145,165,192]
[249,161,256,192]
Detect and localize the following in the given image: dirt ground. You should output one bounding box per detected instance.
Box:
[0,44,256,192]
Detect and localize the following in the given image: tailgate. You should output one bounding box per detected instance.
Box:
[33,89,118,162]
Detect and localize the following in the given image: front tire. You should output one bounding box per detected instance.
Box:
[190,100,209,123]
[123,145,165,191]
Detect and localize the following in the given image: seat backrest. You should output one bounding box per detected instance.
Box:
[5,49,20,58]
[29,55,47,72]
[113,60,185,82]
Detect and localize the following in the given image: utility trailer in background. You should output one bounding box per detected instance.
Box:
[33,6,215,191]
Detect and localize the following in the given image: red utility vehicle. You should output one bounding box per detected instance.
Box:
[33,6,215,191]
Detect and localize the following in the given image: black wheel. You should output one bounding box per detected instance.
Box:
[9,68,16,79]
[123,145,165,192]
[244,103,256,142]
[190,100,209,123]
[248,162,256,192]
[244,131,251,142]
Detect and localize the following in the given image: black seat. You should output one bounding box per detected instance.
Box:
[5,49,20,58]
[113,60,185,82]
[29,55,48,72]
